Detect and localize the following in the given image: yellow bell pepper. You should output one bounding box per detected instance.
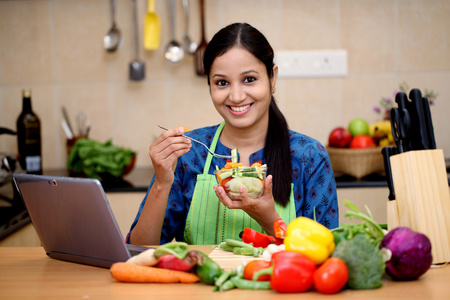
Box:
[284,217,335,265]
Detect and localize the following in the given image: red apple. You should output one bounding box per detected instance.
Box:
[328,127,352,148]
[349,135,376,149]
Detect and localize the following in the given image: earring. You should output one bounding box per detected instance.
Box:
[272,87,276,93]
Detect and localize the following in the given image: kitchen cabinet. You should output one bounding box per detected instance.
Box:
[337,187,389,224]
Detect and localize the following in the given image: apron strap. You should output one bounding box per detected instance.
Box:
[203,121,225,175]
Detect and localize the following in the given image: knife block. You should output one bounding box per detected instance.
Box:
[388,149,450,264]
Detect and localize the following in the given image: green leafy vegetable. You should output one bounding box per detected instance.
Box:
[331,200,385,246]
[67,138,135,179]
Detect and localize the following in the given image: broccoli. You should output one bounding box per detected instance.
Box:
[332,234,385,290]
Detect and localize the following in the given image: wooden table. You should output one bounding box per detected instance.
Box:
[0,246,448,300]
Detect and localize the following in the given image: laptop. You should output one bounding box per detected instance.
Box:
[13,173,150,268]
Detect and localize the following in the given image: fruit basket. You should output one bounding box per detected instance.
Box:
[326,146,385,179]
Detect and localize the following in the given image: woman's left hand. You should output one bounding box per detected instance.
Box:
[213,174,280,236]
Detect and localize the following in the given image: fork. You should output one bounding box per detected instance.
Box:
[157,125,234,159]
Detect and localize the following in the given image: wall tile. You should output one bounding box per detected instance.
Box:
[55,84,111,166]
[341,0,397,73]
[281,0,340,50]
[398,0,450,71]
[1,0,449,171]
[283,78,343,144]
[0,1,53,84]
[53,0,110,82]
[113,80,168,167]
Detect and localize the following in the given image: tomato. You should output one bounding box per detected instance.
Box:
[313,257,349,294]
[349,135,376,149]
[243,260,272,281]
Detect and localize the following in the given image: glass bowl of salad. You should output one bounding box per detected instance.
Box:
[214,162,267,200]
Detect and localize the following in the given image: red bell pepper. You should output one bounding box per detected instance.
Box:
[241,228,277,247]
[274,218,287,239]
[253,251,316,293]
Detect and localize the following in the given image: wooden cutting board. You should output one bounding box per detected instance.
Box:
[208,247,265,270]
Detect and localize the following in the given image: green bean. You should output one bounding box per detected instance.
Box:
[218,242,235,252]
[215,270,231,287]
[225,239,253,248]
[219,279,236,291]
[230,277,272,290]
[232,247,256,256]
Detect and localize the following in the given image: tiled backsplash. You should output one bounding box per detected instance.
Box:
[1,0,449,170]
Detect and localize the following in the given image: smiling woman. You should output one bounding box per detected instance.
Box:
[127,23,339,247]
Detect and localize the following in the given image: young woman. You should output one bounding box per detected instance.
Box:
[127,23,338,246]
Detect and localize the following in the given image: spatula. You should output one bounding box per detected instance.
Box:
[143,0,161,50]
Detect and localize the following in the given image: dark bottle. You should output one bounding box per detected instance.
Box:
[16,89,42,174]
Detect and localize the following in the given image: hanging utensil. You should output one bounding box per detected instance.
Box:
[143,0,161,50]
[103,0,122,52]
[194,0,207,76]
[129,0,145,81]
[164,0,185,64]
[182,0,197,55]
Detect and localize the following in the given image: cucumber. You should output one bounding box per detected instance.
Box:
[240,172,260,178]
[237,167,257,172]
[219,171,233,180]
[231,148,239,163]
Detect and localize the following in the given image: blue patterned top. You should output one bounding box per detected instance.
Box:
[127,124,339,244]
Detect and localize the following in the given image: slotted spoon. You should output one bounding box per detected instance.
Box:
[157,125,233,159]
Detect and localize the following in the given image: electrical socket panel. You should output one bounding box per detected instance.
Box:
[274,50,348,78]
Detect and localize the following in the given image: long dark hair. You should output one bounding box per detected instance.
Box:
[203,23,292,206]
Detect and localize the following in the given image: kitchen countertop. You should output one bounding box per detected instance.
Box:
[1,161,449,242]
[0,246,449,299]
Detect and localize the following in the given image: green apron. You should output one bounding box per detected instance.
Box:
[183,122,296,245]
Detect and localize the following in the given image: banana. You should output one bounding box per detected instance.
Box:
[369,120,395,146]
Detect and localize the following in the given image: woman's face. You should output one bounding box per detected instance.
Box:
[209,46,277,130]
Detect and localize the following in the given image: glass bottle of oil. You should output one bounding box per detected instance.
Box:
[16,89,42,174]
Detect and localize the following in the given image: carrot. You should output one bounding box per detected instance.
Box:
[110,262,199,283]
[224,162,243,169]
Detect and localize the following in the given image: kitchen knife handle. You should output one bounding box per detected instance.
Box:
[382,146,397,201]
[395,91,409,110]
[422,97,436,149]
[409,88,430,150]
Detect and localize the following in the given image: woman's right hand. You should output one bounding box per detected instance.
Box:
[149,127,191,186]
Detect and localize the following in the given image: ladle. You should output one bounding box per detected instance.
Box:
[182,0,197,55]
[103,0,122,52]
[164,0,184,63]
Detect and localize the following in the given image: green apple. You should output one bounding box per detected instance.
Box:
[348,118,369,137]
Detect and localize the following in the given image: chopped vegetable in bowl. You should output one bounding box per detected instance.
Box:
[214,162,267,200]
